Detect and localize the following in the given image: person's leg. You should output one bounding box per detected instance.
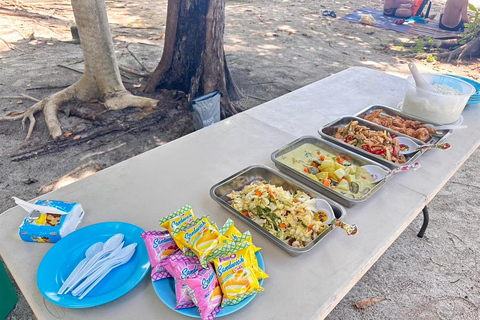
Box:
[441,0,468,28]
[439,13,465,30]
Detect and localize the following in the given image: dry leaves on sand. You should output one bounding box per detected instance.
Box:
[355,297,387,309]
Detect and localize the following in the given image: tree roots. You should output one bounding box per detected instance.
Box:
[0,85,158,140]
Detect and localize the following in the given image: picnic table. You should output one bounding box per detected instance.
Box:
[1,67,479,320]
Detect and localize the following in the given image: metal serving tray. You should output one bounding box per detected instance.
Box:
[318,116,425,169]
[210,165,347,256]
[271,136,391,208]
[355,104,452,145]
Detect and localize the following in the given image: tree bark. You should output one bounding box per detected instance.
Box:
[0,0,158,140]
[145,0,242,118]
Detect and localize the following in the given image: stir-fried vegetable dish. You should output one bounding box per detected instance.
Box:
[334,121,407,164]
[227,181,329,248]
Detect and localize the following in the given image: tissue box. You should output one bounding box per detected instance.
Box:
[16,198,84,243]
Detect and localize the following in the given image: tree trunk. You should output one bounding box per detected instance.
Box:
[0,0,158,140]
[145,0,242,118]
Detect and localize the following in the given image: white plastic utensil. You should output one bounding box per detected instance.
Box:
[63,233,124,294]
[424,123,467,131]
[315,199,357,236]
[72,243,137,299]
[315,199,335,225]
[395,136,451,155]
[57,242,103,294]
[362,163,421,183]
[408,62,437,93]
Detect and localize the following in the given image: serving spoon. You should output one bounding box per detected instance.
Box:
[395,136,451,155]
[315,199,357,236]
[362,162,421,183]
[408,62,437,93]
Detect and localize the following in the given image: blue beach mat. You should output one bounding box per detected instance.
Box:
[340,8,413,33]
[341,8,464,39]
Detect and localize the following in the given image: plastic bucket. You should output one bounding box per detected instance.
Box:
[401,74,476,124]
[0,260,18,319]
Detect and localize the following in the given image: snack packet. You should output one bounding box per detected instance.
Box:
[209,234,264,307]
[141,230,178,281]
[219,220,268,280]
[185,263,223,320]
[171,216,230,267]
[159,205,196,234]
[161,250,202,309]
[15,197,84,243]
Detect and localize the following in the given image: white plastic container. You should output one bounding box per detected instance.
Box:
[401,74,475,124]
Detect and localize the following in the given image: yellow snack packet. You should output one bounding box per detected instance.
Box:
[209,232,264,307]
[219,219,268,280]
[159,205,196,235]
[171,216,230,267]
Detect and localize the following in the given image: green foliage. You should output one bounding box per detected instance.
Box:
[460,3,480,45]
[426,54,437,63]
[415,38,425,53]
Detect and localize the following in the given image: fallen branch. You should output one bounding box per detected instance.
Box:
[245,94,268,102]
[27,85,70,91]
[0,94,40,102]
[126,43,150,72]
[57,64,84,74]
[119,65,150,77]
[79,142,126,161]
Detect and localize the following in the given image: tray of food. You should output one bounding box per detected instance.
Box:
[355,105,452,145]
[271,136,392,207]
[318,116,426,169]
[210,165,348,256]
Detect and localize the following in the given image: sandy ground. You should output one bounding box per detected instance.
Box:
[1,0,480,319]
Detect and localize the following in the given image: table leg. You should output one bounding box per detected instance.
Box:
[417,206,429,238]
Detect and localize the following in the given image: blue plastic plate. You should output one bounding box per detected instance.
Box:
[447,75,480,105]
[37,222,150,308]
[152,252,265,318]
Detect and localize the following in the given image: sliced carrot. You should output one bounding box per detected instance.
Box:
[255,191,262,197]
[280,223,286,228]
[336,156,344,164]
[293,199,297,203]
[242,211,249,216]
[317,151,321,155]
[308,224,313,230]
[311,162,319,168]
[304,167,310,174]
[320,156,325,161]
[323,179,331,187]
[269,192,275,200]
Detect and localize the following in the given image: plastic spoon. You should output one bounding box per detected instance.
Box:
[315,199,357,236]
[72,243,137,298]
[424,123,468,131]
[57,242,103,294]
[63,233,124,294]
[395,136,451,155]
[362,163,421,183]
[408,62,437,93]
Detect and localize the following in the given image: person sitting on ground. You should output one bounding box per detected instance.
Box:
[383,0,415,18]
[439,0,469,31]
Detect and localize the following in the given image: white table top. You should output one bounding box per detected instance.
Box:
[1,67,479,320]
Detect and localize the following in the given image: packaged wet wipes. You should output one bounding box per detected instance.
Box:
[185,263,223,320]
[15,197,84,243]
[209,234,264,307]
[141,230,178,281]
